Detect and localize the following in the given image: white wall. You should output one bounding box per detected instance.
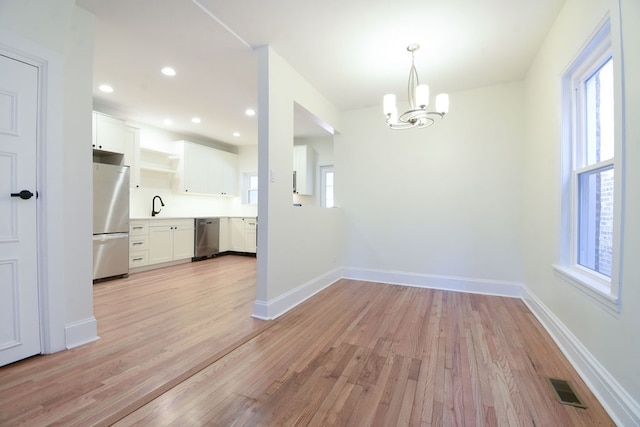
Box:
[62,5,96,342]
[255,46,343,318]
[337,82,525,291]
[522,0,639,423]
[0,0,73,52]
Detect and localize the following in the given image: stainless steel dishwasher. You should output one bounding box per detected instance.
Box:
[193,218,220,260]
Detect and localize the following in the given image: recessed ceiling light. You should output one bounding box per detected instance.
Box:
[191,117,201,124]
[245,108,256,116]
[163,119,173,126]
[161,67,176,76]
[98,84,114,93]
[232,132,240,137]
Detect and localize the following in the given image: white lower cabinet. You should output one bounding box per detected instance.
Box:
[148,225,173,264]
[130,216,256,272]
[148,219,194,265]
[173,224,195,259]
[230,217,257,253]
[129,220,150,268]
[245,219,257,253]
[219,217,230,252]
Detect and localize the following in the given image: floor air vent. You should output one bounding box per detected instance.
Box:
[546,377,587,408]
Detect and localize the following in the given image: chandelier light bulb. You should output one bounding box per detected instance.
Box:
[383,94,396,116]
[436,93,449,114]
[389,106,399,125]
[415,84,429,108]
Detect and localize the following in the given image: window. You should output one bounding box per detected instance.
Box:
[320,165,334,208]
[555,18,622,314]
[243,173,258,204]
[577,58,614,277]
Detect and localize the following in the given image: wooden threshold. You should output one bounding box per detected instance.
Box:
[96,320,275,426]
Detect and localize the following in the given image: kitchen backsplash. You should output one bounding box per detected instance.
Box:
[130,187,257,218]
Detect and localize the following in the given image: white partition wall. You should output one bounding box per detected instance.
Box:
[254,46,342,319]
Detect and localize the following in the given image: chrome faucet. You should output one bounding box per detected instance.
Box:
[151,195,164,217]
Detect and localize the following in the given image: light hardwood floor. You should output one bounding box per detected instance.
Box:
[0,256,613,426]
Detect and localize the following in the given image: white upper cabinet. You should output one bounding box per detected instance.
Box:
[181,142,208,194]
[293,145,315,195]
[174,141,238,197]
[92,112,125,154]
[123,125,140,188]
[210,149,239,196]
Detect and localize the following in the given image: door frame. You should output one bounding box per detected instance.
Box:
[1,30,66,354]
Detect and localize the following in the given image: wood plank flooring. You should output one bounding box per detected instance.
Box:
[0,255,266,426]
[115,279,614,427]
[0,256,614,426]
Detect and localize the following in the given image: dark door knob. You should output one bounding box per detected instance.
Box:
[10,190,34,200]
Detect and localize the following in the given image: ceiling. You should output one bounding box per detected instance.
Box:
[77,0,565,146]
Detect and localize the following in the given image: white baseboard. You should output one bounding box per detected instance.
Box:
[64,317,99,349]
[341,267,523,298]
[253,267,522,320]
[522,286,640,427]
[252,268,342,320]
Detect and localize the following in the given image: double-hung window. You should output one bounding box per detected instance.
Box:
[555,18,623,315]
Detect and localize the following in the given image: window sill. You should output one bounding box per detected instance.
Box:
[552,264,620,317]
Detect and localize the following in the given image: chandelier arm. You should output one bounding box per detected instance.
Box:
[385,115,421,129]
[386,111,443,129]
[407,53,419,110]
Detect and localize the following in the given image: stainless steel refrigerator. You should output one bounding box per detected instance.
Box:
[93,162,130,281]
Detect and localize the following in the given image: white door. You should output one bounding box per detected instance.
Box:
[0,54,40,366]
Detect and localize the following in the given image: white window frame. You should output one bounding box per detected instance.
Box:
[319,164,334,208]
[554,17,624,316]
[242,172,258,204]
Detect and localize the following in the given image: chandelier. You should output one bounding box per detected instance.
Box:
[383,44,449,129]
